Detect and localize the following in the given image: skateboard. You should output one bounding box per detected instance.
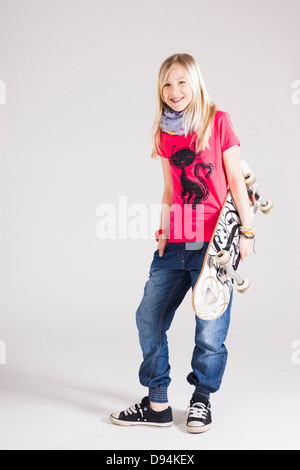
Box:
[192,160,273,321]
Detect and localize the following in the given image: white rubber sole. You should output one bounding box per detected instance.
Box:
[186,423,212,433]
[110,414,173,428]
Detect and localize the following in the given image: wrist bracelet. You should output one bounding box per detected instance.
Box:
[155,229,169,242]
[239,225,255,231]
[239,226,255,239]
[239,233,255,239]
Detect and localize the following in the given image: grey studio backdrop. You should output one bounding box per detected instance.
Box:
[0,0,299,450]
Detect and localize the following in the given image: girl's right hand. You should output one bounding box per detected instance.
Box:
[239,236,253,262]
[157,236,168,257]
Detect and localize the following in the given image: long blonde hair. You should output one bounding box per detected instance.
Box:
[151,53,218,159]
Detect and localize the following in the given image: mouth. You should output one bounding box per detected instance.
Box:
[170,97,184,103]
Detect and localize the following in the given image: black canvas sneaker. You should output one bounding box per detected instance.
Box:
[110,396,173,427]
[186,395,212,433]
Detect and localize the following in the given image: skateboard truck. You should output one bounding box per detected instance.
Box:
[244,173,273,214]
[215,250,251,294]
[241,160,274,218]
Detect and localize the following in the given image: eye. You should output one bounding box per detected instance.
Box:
[179,81,185,85]
[164,83,170,87]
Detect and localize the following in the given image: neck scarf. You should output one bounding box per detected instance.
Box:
[160,105,194,135]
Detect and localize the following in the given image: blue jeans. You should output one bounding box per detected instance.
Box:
[136,242,233,403]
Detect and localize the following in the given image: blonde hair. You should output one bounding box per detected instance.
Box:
[151,53,218,159]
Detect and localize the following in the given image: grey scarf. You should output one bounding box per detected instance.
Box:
[160,105,193,135]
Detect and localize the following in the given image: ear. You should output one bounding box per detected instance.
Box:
[171,144,177,156]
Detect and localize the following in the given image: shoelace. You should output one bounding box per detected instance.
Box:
[187,402,208,420]
[124,402,144,418]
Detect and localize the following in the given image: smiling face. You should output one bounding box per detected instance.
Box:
[162,63,193,112]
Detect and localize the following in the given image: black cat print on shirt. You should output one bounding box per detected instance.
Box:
[168,141,214,209]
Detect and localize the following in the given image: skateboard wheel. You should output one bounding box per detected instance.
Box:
[215,250,230,266]
[260,200,274,214]
[244,172,256,187]
[235,279,251,293]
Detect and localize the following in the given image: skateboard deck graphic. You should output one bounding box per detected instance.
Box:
[192,160,273,321]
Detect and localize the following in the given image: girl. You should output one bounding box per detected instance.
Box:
[110,53,253,433]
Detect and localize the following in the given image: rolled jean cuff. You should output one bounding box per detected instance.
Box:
[193,388,210,400]
[148,386,168,403]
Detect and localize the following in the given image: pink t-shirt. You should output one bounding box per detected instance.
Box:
[159,110,240,242]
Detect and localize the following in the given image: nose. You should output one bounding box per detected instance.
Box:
[169,84,180,94]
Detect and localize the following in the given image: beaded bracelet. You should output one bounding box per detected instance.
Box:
[239,226,256,233]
